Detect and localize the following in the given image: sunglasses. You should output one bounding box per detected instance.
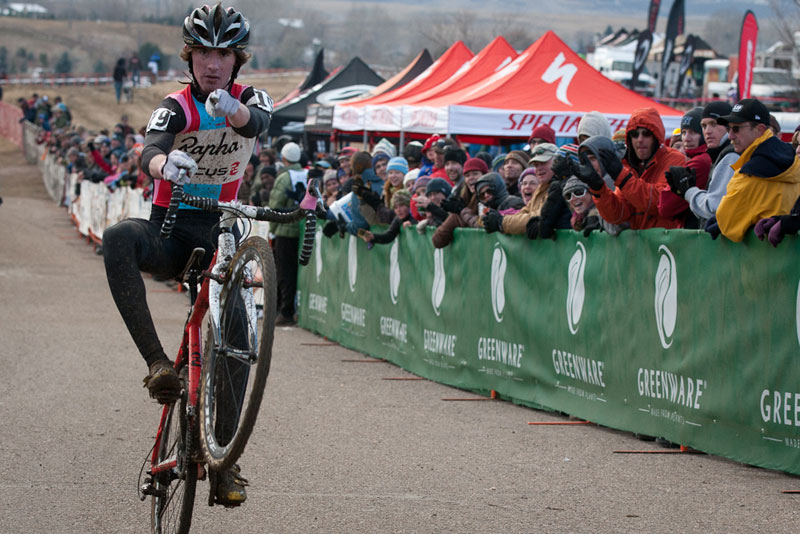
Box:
[532,146,555,156]
[564,189,588,201]
[478,189,492,199]
[629,129,653,139]
[729,123,754,134]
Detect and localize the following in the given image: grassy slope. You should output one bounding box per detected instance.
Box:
[2,73,306,134]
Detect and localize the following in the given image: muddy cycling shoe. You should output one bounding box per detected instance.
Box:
[215,464,249,506]
[143,359,181,403]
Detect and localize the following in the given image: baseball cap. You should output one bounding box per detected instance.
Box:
[529,143,558,163]
[718,98,770,126]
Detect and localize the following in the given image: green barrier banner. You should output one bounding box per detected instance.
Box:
[297,226,800,474]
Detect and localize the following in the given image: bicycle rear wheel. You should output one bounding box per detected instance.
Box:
[199,236,277,471]
[151,388,197,534]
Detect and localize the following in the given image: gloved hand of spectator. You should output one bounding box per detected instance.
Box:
[441,195,466,214]
[359,188,382,210]
[526,216,541,240]
[582,215,602,237]
[161,150,197,184]
[286,181,306,202]
[754,216,779,241]
[577,163,604,191]
[205,89,240,118]
[551,155,580,181]
[665,166,696,197]
[483,209,504,233]
[704,215,721,240]
[322,220,338,238]
[597,146,623,182]
[767,215,800,247]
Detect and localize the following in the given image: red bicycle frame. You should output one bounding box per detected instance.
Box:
[149,250,219,474]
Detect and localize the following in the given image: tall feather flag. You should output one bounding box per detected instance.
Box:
[659,0,685,98]
[630,0,661,91]
[737,11,759,100]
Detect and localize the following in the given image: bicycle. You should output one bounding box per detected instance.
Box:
[138,176,320,533]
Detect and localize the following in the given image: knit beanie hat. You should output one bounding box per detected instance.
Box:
[323,169,339,183]
[426,177,452,197]
[681,107,704,135]
[556,143,580,165]
[403,141,423,165]
[281,142,301,163]
[702,101,733,121]
[372,152,390,169]
[403,168,420,189]
[529,124,556,144]
[413,175,431,194]
[391,189,412,209]
[463,157,489,175]
[577,111,612,139]
[491,154,506,172]
[372,138,397,158]
[443,146,467,166]
[505,150,529,169]
[387,156,409,174]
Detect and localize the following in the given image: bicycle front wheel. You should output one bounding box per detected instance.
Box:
[199,236,277,471]
[151,390,197,534]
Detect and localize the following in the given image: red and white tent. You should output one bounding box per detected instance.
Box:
[333,31,682,138]
[333,41,474,132]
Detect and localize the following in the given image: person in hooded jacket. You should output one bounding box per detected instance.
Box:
[708,98,800,242]
[577,107,687,230]
[415,177,452,233]
[475,173,525,231]
[660,108,712,228]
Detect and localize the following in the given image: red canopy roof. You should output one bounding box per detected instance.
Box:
[340,41,474,107]
[394,36,517,105]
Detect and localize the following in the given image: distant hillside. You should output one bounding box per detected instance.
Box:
[0,17,182,76]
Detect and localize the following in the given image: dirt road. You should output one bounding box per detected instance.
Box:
[1,137,798,533]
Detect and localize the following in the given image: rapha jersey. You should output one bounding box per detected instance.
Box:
[146,83,266,209]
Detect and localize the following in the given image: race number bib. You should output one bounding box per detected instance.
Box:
[249,89,274,114]
[146,107,176,133]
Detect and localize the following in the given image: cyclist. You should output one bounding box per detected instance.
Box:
[102,3,273,506]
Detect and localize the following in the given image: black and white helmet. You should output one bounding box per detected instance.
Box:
[183,3,250,50]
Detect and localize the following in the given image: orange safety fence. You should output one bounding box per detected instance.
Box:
[0,101,24,147]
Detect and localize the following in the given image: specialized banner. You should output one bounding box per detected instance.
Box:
[659,0,685,98]
[738,10,759,100]
[647,0,662,32]
[298,226,800,475]
[447,105,681,139]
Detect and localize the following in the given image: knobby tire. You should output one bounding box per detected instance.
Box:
[199,236,277,472]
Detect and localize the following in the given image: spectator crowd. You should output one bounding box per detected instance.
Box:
[21,92,800,273]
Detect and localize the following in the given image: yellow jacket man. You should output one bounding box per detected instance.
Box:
[714,99,800,242]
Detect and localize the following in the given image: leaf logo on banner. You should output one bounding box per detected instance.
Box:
[389,241,401,305]
[348,235,358,293]
[566,242,587,335]
[315,225,323,282]
[654,245,678,349]
[432,248,446,316]
[490,243,507,323]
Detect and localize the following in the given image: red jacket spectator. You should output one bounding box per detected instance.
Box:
[593,107,687,229]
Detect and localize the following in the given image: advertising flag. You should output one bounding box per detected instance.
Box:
[631,0,662,91]
[675,34,696,97]
[659,0,685,98]
[737,11,759,100]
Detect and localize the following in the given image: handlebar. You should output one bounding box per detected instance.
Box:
[173,181,321,267]
[159,169,186,239]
